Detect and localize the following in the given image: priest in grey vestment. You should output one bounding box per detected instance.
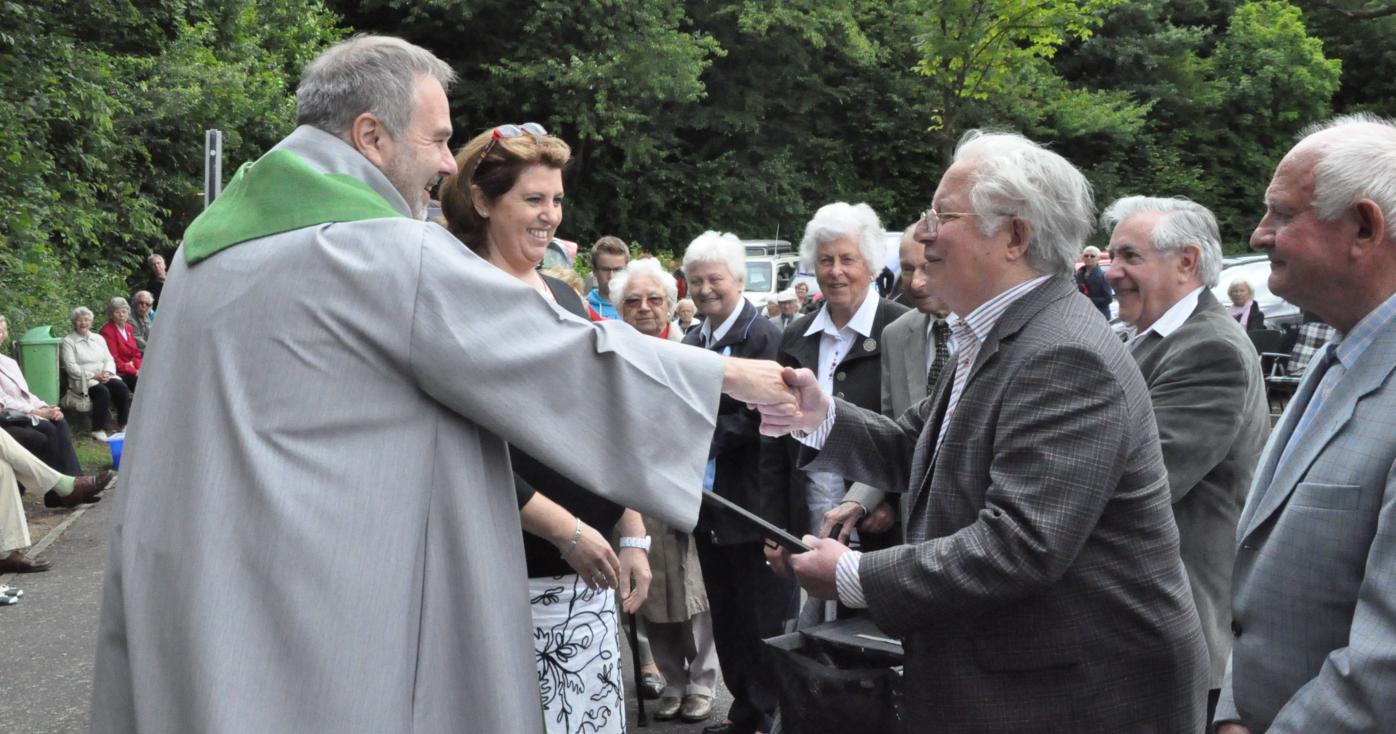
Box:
[89,36,789,734]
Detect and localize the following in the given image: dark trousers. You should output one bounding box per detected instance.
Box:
[694,536,796,731]
[90,378,131,430]
[119,372,138,393]
[4,418,82,478]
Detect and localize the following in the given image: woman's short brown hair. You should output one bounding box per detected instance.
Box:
[438,125,571,255]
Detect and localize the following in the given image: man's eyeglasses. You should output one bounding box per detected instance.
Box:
[623,294,666,309]
[917,209,982,239]
[479,122,547,162]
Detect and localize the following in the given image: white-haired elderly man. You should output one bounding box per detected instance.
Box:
[762,202,909,575]
[679,231,788,734]
[1102,195,1270,727]
[764,130,1208,731]
[1216,114,1396,734]
[769,289,799,330]
[129,290,155,352]
[89,35,798,734]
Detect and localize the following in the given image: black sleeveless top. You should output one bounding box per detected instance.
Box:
[515,274,625,577]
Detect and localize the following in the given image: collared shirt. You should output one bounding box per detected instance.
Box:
[802,275,1051,608]
[586,289,620,321]
[1124,286,1203,349]
[801,290,880,532]
[0,353,48,413]
[802,289,879,395]
[698,302,744,349]
[1275,289,1396,470]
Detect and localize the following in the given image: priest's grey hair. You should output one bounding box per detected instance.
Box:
[296,35,457,140]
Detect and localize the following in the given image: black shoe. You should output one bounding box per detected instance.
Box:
[639,671,665,699]
[702,722,754,734]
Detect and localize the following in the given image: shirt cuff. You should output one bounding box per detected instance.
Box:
[792,398,837,449]
[834,549,868,608]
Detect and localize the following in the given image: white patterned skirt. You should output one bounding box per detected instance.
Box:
[530,575,625,734]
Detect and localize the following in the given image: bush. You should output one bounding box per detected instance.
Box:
[1,243,132,340]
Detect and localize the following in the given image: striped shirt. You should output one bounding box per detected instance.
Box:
[801,275,1052,608]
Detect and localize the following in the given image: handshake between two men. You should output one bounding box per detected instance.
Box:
[720,359,849,601]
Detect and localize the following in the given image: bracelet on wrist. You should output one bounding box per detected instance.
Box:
[560,517,583,560]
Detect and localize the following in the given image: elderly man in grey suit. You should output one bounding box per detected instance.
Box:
[1102,196,1270,728]
[88,35,795,734]
[1215,115,1396,734]
[766,130,1208,731]
[823,223,953,543]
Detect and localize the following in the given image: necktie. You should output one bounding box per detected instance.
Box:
[1276,344,1343,469]
[927,319,951,393]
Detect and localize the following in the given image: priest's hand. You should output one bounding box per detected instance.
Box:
[789,535,849,601]
[764,540,790,578]
[1216,724,1251,734]
[617,547,652,613]
[754,367,828,436]
[721,357,797,421]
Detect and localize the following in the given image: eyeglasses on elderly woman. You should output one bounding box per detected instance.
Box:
[622,294,667,309]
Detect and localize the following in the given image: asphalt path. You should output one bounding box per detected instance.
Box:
[1,498,109,734]
[1,498,734,733]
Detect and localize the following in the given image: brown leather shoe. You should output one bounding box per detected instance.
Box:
[44,469,116,509]
[0,552,51,574]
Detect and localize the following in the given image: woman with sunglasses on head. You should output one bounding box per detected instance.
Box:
[438,123,651,734]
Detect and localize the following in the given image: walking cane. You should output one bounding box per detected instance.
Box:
[629,612,648,727]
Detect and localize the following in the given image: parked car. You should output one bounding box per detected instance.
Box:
[743,239,814,308]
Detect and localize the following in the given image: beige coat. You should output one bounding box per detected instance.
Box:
[640,514,708,624]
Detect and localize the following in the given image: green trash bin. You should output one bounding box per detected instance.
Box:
[17,325,63,406]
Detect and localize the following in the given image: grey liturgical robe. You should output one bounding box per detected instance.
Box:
[89,126,725,734]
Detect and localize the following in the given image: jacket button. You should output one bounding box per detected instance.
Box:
[1231,620,1242,637]
[1241,543,1256,550]
[835,371,847,381]
[835,392,845,399]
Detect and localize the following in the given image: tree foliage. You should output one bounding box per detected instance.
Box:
[4,0,1378,328]
[0,0,339,336]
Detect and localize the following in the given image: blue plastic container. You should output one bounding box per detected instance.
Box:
[106,433,126,470]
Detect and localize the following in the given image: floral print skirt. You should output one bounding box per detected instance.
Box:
[530,575,625,734]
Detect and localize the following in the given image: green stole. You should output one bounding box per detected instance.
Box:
[183,149,404,264]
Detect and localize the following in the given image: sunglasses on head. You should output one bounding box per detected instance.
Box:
[479,122,547,161]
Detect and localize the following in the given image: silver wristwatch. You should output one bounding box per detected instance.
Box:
[618,535,652,552]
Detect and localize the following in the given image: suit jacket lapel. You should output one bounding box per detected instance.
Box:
[905,312,931,404]
[904,277,1073,524]
[1241,323,1396,539]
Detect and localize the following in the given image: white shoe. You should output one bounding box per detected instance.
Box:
[91,430,109,441]
[0,585,21,598]
[0,592,18,606]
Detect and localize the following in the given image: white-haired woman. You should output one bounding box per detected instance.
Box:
[99,296,142,392]
[672,298,697,334]
[774,202,908,550]
[1228,279,1266,331]
[613,259,719,722]
[678,231,790,734]
[1075,245,1113,319]
[60,307,130,440]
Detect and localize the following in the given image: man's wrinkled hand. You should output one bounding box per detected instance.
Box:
[789,535,849,601]
[821,502,866,544]
[763,541,790,578]
[860,502,894,534]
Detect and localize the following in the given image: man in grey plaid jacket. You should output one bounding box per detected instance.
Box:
[766,130,1208,732]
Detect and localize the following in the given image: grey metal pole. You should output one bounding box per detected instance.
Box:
[204,129,224,209]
